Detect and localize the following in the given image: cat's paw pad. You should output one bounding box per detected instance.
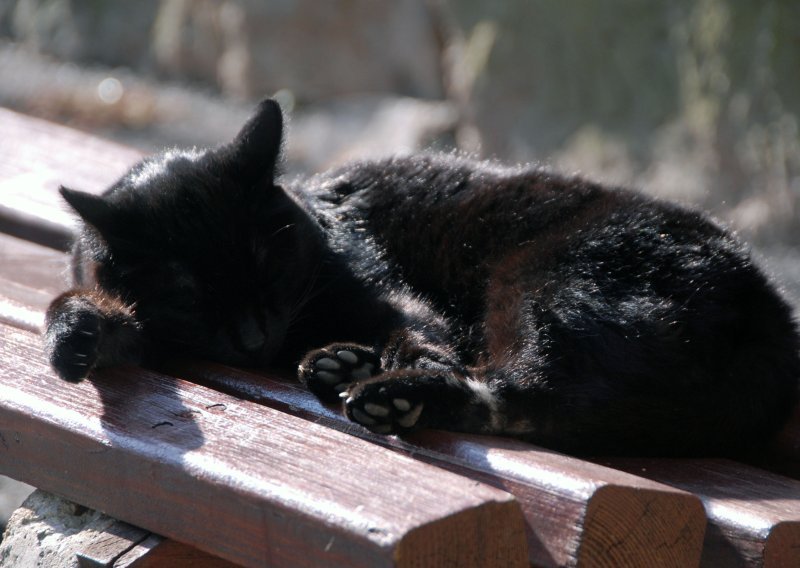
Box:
[344,381,426,435]
[45,306,102,383]
[299,344,381,402]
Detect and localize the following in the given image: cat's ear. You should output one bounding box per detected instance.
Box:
[60,186,115,234]
[223,98,284,186]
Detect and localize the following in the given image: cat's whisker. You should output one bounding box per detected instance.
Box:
[269,223,296,239]
[286,262,331,325]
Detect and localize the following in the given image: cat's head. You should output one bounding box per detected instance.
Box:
[61,99,324,366]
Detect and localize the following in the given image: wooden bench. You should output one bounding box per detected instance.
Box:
[1,107,799,567]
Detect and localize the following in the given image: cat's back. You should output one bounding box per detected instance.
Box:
[310,153,627,236]
[309,153,735,274]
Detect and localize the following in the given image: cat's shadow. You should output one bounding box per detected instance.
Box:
[87,365,205,458]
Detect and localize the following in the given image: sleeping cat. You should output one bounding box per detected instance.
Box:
[44,98,799,456]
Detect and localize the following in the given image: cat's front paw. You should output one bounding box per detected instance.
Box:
[44,295,103,383]
[298,344,381,402]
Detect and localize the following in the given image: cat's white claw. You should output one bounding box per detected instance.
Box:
[397,403,424,428]
[338,390,351,399]
[79,330,95,336]
[315,357,341,371]
[364,402,390,417]
[316,371,341,385]
[352,408,377,426]
[336,350,359,364]
[350,363,374,381]
[392,398,411,412]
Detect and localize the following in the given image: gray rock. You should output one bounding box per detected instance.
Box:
[0,490,112,568]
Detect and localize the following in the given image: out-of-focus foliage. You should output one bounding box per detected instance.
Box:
[1,0,798,244]
[452,1,799,244]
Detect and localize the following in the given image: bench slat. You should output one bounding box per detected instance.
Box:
[113,534,242,567]
[0,234,707,568]
[604,458,800,567]
[73,516,150,567]
[0,108,141,250]
[0,233,68,331]
[0,323,527,568]
[169,360,708,568]
[68,510,240,567]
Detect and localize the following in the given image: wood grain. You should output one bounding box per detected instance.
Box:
[0,107,141,249]
[169,360,707,568]
[604,458,800,568]
[0,323,527,568]
[114,535,242,567]
[0,234,705,567]
[73,520,240,568]
[0,232,69,331]
[75,519,150,567]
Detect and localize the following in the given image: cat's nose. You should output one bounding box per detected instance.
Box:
[237,314,266,352]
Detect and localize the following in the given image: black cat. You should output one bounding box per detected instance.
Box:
[45,99,799,456]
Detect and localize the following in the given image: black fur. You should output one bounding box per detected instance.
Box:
[45,99,800,456]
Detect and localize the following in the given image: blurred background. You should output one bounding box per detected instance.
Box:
[1,0,799,534]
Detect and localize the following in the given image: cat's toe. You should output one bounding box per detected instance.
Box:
[298,344,381,402]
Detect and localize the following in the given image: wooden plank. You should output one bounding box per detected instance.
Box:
[0,323,528,568]
[604,458,800,567]
[75,518,150,567]
[167,360,707,568]
[0,107,141,249]
[0,232,68,332]
[113,534,241,567]
[72,517,238,568]
[0,224,707,567]
[0,236,706,567]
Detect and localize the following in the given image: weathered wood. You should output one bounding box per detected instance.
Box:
[74,516,240,568]
[604,458,800,568]
[0,323,528,568]
[168,360,707,568]
[74,517,149,568]
[0,233,68,332]
[0,107,141,249]
[113,534,241,567]
[0,232,707,567]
